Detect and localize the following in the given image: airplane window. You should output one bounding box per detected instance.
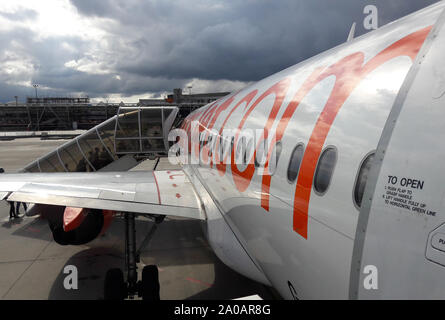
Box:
[255,139,266,168]
[220,135,232,162]
[314,147,337,195]
[354,152,375,208]
[287,144,304,183]
[236,136,245,164]
[218,135,224,161]
[244,137,254,165]
[207,134,213,157]
[200,132,206,147]
[269,141,282,175]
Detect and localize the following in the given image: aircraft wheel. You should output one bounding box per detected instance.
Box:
[140,265,160,300]
[104,268,126,300]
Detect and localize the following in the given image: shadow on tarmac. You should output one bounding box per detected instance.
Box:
[2,215,277,300]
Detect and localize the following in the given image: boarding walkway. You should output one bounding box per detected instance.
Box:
[21,106,178,173]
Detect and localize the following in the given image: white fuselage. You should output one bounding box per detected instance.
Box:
[178,1,445,299]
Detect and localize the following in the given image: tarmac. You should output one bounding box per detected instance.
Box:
[0,130,86,140]
[0,137,277,300]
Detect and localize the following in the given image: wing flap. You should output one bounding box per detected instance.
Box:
[0,170,204,220]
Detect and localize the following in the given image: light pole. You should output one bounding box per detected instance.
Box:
[32,84,39,131]
[32,84,38,100]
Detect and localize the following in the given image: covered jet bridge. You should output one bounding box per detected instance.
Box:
[22,106,179,173]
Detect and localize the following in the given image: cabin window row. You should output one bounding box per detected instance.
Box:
[200,135,373,207]
[285,142,375,208]
[285,144,337,195]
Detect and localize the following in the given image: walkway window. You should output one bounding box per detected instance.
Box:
[287,144,304,183]
[116,108,139,138]
[314,147,337,195]
[354,152,375,208]
[39,152,64,172]
[63,141,87,172]
[97,119,117,155]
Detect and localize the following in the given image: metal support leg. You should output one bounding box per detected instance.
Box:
[136,216,163,259]
[125,212,138,297]
[122,213,164,299]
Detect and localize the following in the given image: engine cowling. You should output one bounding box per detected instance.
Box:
[38,204,114,245]
[51,209,104,245]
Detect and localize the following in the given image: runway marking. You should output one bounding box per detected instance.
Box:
[24,226,41,233]
[185,277,213,288]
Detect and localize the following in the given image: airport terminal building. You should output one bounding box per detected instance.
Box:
[0,88,229,132]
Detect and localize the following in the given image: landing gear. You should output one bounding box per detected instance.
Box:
[125,212,138,297]
[141,265,160,300]
[103,212,163,300]
[104,268,126,300]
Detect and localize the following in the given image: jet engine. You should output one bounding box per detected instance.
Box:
[37,204,114,245]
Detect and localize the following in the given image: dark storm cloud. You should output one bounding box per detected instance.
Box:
[0,27,92,100]
[0,0,440,102]
[66,1,113,17]
[71,0,440,82]
[0,23,188,101]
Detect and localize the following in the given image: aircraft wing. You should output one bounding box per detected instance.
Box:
[0,170,204,220]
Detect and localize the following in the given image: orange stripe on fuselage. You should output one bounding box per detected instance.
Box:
[260,67,325,211]
[231,78,291,192]
[292,26,431,239]
[215,90,258,175]
[181,26,432,240]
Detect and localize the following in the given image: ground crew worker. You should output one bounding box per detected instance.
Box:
[16,202,27,215]
[0,168,18,219]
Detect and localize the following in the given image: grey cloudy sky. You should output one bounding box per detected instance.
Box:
[0,0,439,103]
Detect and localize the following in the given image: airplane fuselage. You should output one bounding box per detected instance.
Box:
[177,2,445,299]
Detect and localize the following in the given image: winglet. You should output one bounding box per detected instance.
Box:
[347,22,356,42]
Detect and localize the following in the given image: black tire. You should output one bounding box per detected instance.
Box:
[141,265,160,300]
[104,268,126,300]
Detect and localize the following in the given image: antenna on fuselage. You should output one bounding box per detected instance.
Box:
[347,22,356,42]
